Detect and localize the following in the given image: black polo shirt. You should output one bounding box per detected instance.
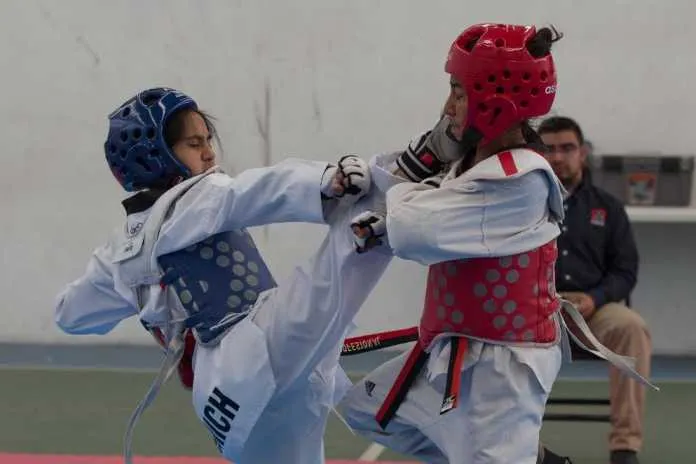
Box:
[555,175,639,309]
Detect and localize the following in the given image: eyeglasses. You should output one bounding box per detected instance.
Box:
[542,143,580,155]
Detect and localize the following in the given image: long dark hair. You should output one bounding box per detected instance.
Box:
[142,108,224,190]
[164,108,222,150]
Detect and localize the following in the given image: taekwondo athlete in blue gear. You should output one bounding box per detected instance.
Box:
[54,87,403,463]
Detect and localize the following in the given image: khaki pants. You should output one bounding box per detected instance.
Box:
[587,303,652,452]
[544,302,651,457]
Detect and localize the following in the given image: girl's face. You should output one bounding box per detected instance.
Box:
[442,77,468,139]
[170,111,217,175]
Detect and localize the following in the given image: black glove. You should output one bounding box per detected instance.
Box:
[421,173,445,188]
[396,116,465,182]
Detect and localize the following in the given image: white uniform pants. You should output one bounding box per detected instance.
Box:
[191,198,394,463]
[339,340,562,464]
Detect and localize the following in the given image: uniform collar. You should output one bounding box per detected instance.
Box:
[122,189,168,215]
[120,166,224,215]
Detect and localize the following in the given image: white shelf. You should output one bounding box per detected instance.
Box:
[626,206,696,223]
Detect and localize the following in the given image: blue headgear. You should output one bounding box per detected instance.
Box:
[104,87,198,191]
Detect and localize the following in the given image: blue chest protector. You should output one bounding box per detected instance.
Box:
[158,229,276,345]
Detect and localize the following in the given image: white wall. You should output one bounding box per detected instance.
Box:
[1,0,695,354]
[631,223,696,355]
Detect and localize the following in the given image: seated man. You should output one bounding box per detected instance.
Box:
[537,116,652,464]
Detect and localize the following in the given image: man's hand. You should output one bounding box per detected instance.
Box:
[561,292,596,320]
[350,211,386,253]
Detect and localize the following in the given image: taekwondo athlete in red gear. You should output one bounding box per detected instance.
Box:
[338,24,657,464]
[54,87,405,464]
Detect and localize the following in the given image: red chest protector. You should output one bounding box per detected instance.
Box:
[374,149,567,430]
[419,240,560,349]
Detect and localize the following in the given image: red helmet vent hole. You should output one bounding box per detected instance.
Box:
[495,38,505,47]
[520,100,529,108]
[540,71,549,82]
[503,70,512,79]
[522,72,531,81]
[512,85,521,94]
[496,86,505,94]
[474,83,483,91]
[488,75,496,83]
[530,88,539,96]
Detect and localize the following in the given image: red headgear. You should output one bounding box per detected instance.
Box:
[445,23,557,144]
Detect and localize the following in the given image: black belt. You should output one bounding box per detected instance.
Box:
[340,327,468,430]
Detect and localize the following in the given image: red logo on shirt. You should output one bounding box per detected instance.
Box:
[590,208,607,226]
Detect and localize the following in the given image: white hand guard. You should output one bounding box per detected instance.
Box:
[350,210,386,253]
[396,116,465,182]
[334,154,371,201]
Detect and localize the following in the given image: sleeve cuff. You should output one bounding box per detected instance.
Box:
[587,287,607,309]
[369,152,410,193]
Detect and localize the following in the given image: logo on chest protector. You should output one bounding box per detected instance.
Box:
[201,387,240,451]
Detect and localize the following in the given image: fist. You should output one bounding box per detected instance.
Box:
[350,210,386,253]
[331,155,371,201]
[395,116,465,182]
[427,115,467,163]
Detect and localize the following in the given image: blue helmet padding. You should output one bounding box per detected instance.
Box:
[104,87,198,192]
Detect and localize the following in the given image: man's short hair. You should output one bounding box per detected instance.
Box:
[537,116,585,145]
